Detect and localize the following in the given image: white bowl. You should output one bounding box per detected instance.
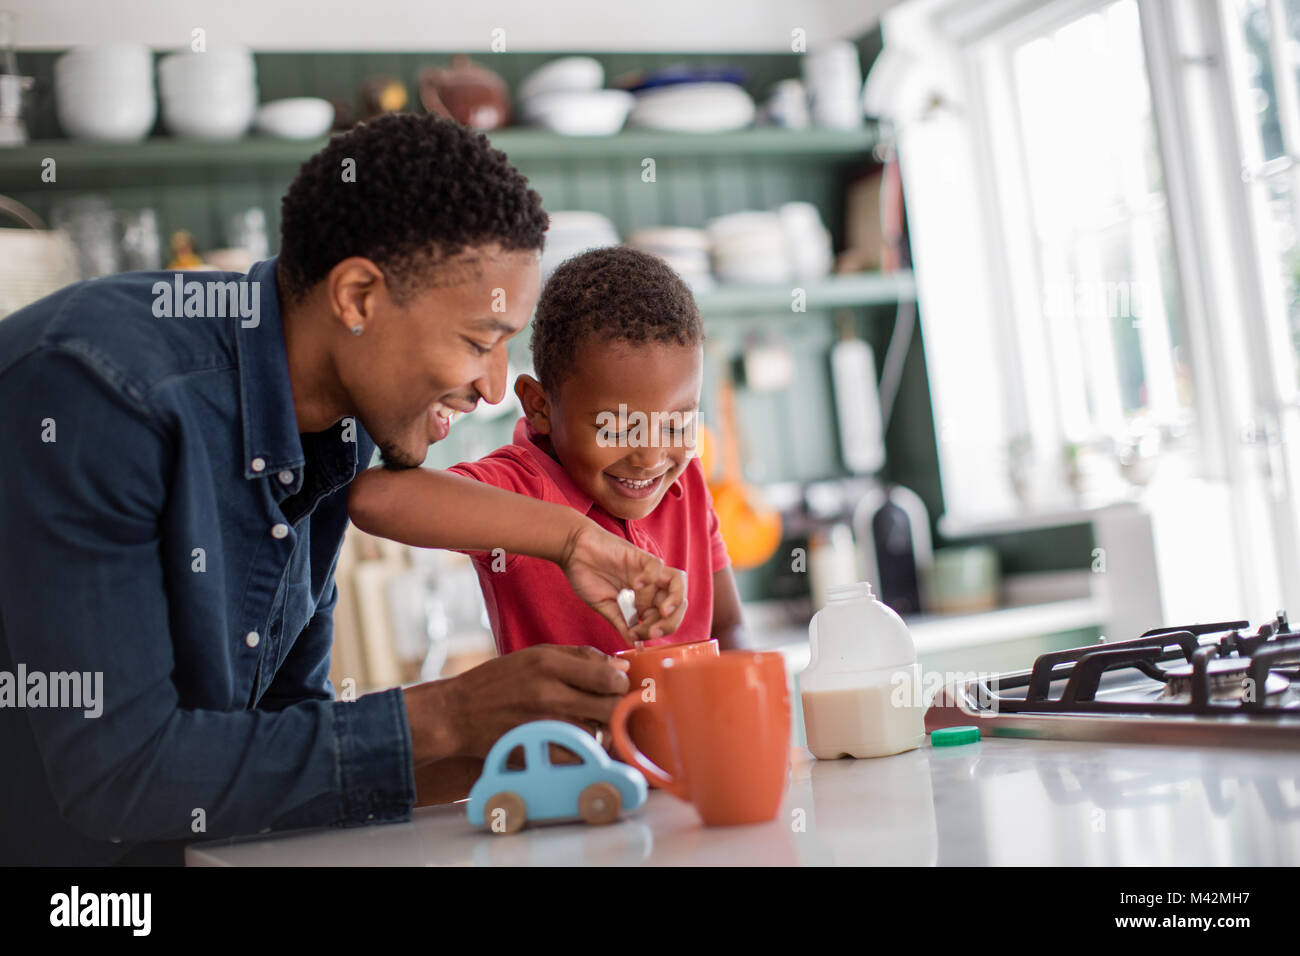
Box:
[56,60,154,86]
[161,69,257,94]
[55,43,156,141]
[160,77,257,105]
[518,56,604,101]
[627,227,711,252]
[56,43,153,74]
[714,257,793,284]
[159,63,256,90]
[706,210,784,244]
[521,89,632,136]
[162,91,256,140]
[159,47,254,77]
[158,49,256,96]
[628,82,755,132]
[540,211,621,277]
[161,86,258,112]
[56,82,155,141]
[713,236,789,266]
[255,97,333,139]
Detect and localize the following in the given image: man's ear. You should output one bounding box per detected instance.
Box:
[514,374,553,435]
[326,257,387,337]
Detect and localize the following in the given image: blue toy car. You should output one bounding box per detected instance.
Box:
[466,720,648,833]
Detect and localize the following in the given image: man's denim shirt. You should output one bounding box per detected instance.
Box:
[0,257,416,865]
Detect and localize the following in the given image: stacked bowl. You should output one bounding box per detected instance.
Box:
[517,56,633,136]
[158,46,258,140]
[54,43,156,142]
[777,202,834,280]
[706,211,793,285]
[539,211,620,281]
[627,82,755,133]
[626,227,714,294]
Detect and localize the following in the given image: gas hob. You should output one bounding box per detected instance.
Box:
[926,611,1300,748]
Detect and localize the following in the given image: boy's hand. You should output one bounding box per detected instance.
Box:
[560,521,688,645]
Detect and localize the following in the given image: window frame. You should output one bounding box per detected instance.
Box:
[965,0,1201,507]
[884,0,1300,616]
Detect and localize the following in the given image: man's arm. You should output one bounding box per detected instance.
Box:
[0,352,413,846]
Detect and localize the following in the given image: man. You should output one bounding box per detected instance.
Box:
[0,113,686,865]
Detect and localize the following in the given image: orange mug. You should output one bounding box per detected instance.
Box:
[614,639,719,785]
[611,651,792,826]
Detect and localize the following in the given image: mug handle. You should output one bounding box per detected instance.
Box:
[610,690,689,800]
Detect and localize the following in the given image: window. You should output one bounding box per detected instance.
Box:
[970,0,1201,508]
[1010,1,1194,446]
[885,0,1300,615]
[1225,0,1300,387]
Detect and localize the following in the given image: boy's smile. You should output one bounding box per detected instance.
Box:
[517,339,704,522]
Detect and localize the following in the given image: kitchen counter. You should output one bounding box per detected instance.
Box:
[186,736,1300,866]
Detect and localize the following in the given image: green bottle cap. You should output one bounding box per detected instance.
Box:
[930,726,980,747]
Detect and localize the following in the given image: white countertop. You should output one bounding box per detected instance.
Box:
[186,736,1300,866]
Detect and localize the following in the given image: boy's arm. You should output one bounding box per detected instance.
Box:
[711,565,750,650]
[348,466,686,644]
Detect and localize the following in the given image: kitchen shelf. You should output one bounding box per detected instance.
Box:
[696,271,915,316]
[489,127,881,160]
[0,127,880,178]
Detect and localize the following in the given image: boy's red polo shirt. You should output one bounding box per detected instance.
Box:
[447,417,730,655]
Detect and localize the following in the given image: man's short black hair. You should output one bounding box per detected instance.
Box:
[277,113,548,304]
[531,246,703,394]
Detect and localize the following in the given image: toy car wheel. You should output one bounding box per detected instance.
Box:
[484,791,526,834]
[578,782,622,825]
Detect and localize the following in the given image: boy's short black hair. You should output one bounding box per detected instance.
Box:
[531,246,703,393]
[277,113,548,304]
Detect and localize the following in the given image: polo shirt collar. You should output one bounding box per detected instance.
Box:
[510,416,685,518]
[235,256,306,480]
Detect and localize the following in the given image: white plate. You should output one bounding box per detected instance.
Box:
[628,82,755,132]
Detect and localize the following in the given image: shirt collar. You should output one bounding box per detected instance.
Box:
[235,256,306,480]
[510,416,685,518]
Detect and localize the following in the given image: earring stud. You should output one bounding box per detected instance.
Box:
[351,325,363,336]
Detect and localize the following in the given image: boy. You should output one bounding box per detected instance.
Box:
[349,246,747,654]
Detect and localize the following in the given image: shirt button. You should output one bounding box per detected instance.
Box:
[277,470,294,485]
[270,523,289,539]
[250,457,266,473]
[245,630,260,648]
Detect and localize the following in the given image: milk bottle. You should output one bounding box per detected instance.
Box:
[800,581,925,759]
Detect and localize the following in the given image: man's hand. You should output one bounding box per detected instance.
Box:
[403,645,631,767]
[560,521,688,646]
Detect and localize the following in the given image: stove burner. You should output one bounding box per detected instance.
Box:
[961,613,1300,718]
[1158,657,1290,702]
[926,610,1300,749]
